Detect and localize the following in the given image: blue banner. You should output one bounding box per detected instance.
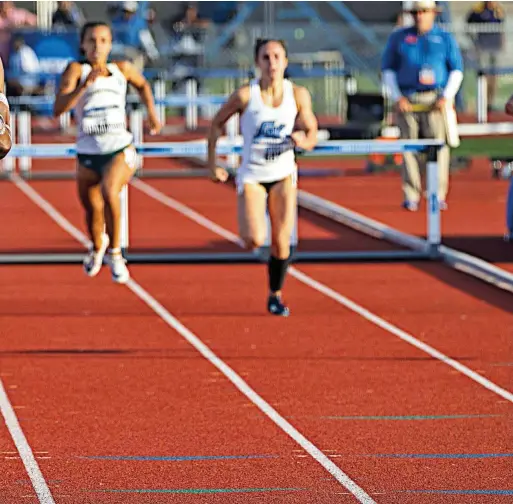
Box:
[13,29,79,76]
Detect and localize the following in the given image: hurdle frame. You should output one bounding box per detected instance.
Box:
[0,139,445,265]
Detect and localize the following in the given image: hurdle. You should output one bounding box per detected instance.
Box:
[153,77,166,125]
[129,106,144,173]
[6,92,229,133]
[2,110,331,181]
[9,87,513,178]
[0,139,445,266]
[3,92,244,180]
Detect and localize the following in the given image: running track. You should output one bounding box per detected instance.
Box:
[0,170,512,503]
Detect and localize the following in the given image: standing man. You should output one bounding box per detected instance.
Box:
[382,0,464,211]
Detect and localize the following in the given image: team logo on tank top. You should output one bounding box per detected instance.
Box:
[254,121,286,139]
[252,121,293,162]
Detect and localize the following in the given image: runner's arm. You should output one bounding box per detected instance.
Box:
[293,86,318,151]
[207,86,248,170]
[117,61,160,133]
[53,62,87,116]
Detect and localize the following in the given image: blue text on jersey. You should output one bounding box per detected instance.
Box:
[254,121,286,140]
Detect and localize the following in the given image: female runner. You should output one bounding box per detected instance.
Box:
[54,22,161,283]
[208,39,318,316]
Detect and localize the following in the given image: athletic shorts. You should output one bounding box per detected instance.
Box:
[77,144,136,176]
[236,170,298,195]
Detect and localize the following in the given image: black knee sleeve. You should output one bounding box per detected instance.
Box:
[268,255,290,293]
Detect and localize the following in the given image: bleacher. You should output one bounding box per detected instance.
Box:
[5,1,513,122]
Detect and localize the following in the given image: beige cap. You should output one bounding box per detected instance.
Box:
[406,0,440,12]
[123,1,138,12]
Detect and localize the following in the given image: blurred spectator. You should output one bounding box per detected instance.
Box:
[0,1,37,28]
[0,1,37,70]
[108,1,154,24]
[168,4,211,95]
[111,1,158,71]
[466,1,505,111]
[170,3,210,42]
[107,1,125,19]
[52,1,84,30]
[6,35,42,98]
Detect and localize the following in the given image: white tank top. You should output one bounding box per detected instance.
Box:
[75,62,133,155]
[239,79,298,182]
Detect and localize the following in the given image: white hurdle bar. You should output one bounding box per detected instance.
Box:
[3,110,16,173]
[153,78,166,125]
[477,71,488,124]
[225,114,239,169]
[185,79,198,130]
[129,108,144,172]
[18,110,32,175]
[426,158,441,247]
[1,110,33,175]
[120,185,129,251]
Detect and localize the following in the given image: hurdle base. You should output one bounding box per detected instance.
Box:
[0,249,432,265]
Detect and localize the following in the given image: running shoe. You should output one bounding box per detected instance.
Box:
[267,295,290,317]
[107,251,130,284]
[83,234,109,277]
[402,201,419,212]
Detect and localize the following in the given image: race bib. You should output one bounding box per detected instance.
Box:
[82,107,126,136]
[419,66,435,86]
[250,138,294,165]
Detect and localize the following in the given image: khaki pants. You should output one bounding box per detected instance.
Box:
[396,91,450,203]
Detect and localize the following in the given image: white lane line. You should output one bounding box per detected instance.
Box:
[13,177,376,502]
[289,269,513,403]
[127,280,375,503]
[0,381,55,504]
[13,175,89,248]
[131,178,244,247]
[133,179,513,404]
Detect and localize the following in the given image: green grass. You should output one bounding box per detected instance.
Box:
[301,137,513,162]
[455,137,512,158]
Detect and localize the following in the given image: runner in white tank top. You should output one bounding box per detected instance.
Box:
[54,22,161,284]
[75,61,133,155]
[237,77,297,189]
[208,39,318,317]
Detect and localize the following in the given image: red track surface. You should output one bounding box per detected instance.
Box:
[1,164,513,503]
[297,157,513,273]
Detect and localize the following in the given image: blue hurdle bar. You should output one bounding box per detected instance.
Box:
[6,139,444,159]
